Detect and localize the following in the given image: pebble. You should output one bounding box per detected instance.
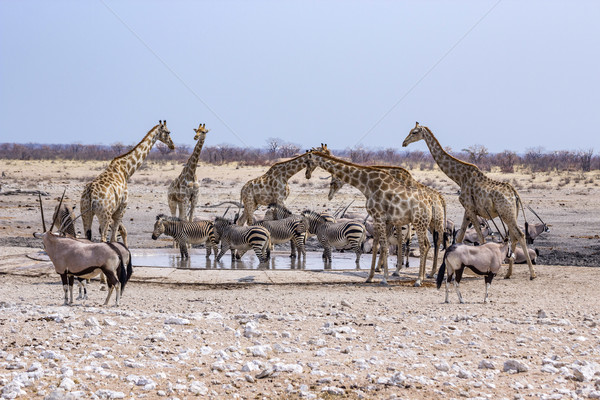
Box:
[164,316,190,325]
[503,359,529,373]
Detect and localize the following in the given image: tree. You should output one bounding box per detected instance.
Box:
[579,148,594,172]
[266,137,283,157]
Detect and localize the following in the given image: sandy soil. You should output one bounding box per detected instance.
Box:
[1,159,600,399]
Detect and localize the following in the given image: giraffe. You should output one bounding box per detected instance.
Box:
[236,152,318,226]
[402,122,536,280]
[167,123,209,221]
[330,165,447,277]
[80,120,175,247]
[304,150,434,286]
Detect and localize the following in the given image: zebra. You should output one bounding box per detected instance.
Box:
[254,216,307,259]
[151,214,218,259]
[266,203,335,223]
[52,203,77,237]
[301,209,366,264]
[213,217,271,263]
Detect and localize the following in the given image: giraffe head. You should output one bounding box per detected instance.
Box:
[157,120,176,150]
[402,121,426,147]
[304,144,331,179]
[328,176,344,201]
[194,123,210,140]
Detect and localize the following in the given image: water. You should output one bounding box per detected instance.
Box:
[132,248,421,271]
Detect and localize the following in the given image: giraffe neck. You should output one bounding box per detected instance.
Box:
[110,126,159,180]
[421,127,475,186]
[268,154,308,181]
[313,154,374,198]
[180,133,207,181]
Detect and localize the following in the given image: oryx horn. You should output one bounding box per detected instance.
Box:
[527,205,546,225]
[340,200,354,219]
[38,193,47,233]
[484,207,505,241]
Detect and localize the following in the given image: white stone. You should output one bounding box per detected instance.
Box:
[244,321,262,338]
[146,332,167,342]
[59,377,75,391]
[94,389,126,399]
[322,386,345,395]
[247,345,271,357]
[164,316,190,325]
[188,381,208,395]
[273,363,303,374]
[434,361,450,372]
[571,364,596,382]
[503,359,529,373]
[478,360,496,370]
[84,317,100,327]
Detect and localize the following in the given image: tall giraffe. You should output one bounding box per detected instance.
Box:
[81,120,175,246]
[402,122,536,280]
[237,152,318,226]
[304,150,434,286]
[329,165,447,277]
[167,123,209,221]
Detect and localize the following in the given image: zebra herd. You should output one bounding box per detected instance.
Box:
[150,203,369,266]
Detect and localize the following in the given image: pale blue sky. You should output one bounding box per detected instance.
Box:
[1,1,598,153]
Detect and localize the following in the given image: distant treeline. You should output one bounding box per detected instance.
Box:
[0,142,598,173]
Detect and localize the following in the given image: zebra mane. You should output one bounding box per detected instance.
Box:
[301,209,328,224]
[156,214,183,222]
[214,216,233,224]
[267,203,292,215]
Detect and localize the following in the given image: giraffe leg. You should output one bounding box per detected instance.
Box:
[427,229,440,278]
[456,213,470,243]
[466,209,486,244]
[168,194,178,218]
[393,225,403,276]
[505,221,536,280]
[189,188,199,222]
[414,226,430,287]
[373,222,389,286]
[367,235,379,283]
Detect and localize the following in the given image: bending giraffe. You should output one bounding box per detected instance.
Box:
[402,122,536,280]
[328,164,447,277]
[236,152,318,226]
[304,150,434,286]
[167,123,209,221]
[80,120,175,247]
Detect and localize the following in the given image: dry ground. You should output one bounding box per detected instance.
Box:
[0,159,600,399]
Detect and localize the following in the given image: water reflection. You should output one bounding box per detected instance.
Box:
[132,248,420,271]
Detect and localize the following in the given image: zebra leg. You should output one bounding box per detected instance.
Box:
[293,233,306,259]
[215,244,229,262]
[289,239,297,258]
[321,240,332,263]
[353,240,362,266]
[179,241,189,259]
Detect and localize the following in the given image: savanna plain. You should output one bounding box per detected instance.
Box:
[1,159,600,399]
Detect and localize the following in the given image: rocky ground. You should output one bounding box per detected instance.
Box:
[1,267,600,400]
[1,159,600,399]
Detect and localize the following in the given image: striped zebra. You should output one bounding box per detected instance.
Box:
[254,216,307,258]
[152,214,218,259]
[213,217,271,263]
[266,203,335,223]
[301,209,366,264]
[52,203,77,237]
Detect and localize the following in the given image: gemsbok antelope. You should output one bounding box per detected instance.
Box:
[36,193,132,306]
[436,213,514,304]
